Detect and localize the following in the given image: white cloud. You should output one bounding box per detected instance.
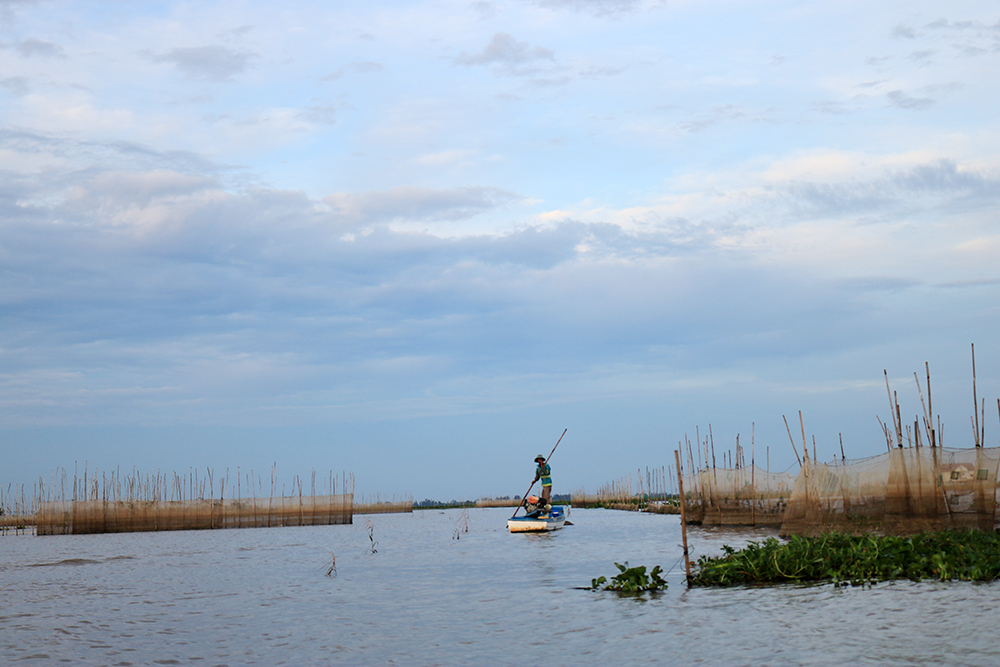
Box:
[3,0,1000,496]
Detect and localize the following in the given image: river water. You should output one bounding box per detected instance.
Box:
[3,507,1000,666]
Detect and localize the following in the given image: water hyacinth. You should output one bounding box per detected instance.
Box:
[691,529,1000,587]
[590,562,668,594]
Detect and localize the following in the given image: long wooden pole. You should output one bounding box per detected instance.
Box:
[511,429,567,518]
[783,415,802,466]
[972,343,980,447]
[885,370,899,448]
[674,449,691,583]
[799,411,809,462]
[927,362,935,446]
[750,423,756,526]
[914,371,933,447]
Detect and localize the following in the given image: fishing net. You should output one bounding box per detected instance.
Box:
[693,466,795,526]
[36,494,354,535]
[780,446,1000,537]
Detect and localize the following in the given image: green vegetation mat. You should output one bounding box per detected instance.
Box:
[691,530,1000,587]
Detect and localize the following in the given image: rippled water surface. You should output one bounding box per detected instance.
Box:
[3,507,1000,666]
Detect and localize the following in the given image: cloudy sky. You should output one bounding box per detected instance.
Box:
[3,0,1000,502]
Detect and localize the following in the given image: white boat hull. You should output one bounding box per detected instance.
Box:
[507,506,570,532]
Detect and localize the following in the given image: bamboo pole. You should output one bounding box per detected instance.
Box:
[927,362,935,446]
[885,370,899,448]
[783,415,802,466]
[914,370,933,448]
[981,397,986,450]
[675,449,691,583]
[750,423,756,526]
[894,391,903,448]
[799,411,808,462]
[972,343,980,446]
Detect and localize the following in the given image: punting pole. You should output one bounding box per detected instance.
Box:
[675,449,691,583]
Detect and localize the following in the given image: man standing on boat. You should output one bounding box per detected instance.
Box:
[533,454,552,504]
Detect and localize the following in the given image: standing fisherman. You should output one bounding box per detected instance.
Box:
[533,454,552,504]
[510,430,566,523]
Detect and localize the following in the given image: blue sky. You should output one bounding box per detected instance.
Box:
[3,0,1000,501]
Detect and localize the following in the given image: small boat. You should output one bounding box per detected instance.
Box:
[507,505,570,533]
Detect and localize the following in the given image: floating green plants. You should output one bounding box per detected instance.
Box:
[590,562,667,594]
[691,529,1000,587]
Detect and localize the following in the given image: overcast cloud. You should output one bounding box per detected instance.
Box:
[2,0,1000,500]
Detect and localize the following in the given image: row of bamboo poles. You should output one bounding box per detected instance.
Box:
[573,465,682,512]
[581,422,793,523]
[2,465,356,535]
[594,351,1000,534]
[0,482,35,532]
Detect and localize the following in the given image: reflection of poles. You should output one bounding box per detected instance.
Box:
[675,449,691,583]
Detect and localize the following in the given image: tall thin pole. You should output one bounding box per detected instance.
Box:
[927,362,935,446]
[972,343,980,447]
[799,411,809,462]
[675,449,691,583]
[885,370,899,448]
[783,415,802,466]
[750,422,756,526]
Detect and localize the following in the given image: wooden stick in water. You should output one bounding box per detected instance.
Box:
[674,449,691,583]
[750,423,756,526]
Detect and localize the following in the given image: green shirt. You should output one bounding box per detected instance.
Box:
[535,462,552,486]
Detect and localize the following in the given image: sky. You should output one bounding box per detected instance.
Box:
[2,0,1000,502]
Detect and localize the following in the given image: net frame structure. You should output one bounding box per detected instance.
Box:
[693,465,796,527]
[36,494,354,535]
[32,468,355,535]
[780,446,1000,537]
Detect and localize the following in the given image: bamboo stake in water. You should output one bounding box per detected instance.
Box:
[675,449,691,583]
[750,423,756,526]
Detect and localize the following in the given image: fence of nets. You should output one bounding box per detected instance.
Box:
[779,446,1000,536]
[677,445,1000,534]
[683,465,796,527]
[31,467,355,535]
